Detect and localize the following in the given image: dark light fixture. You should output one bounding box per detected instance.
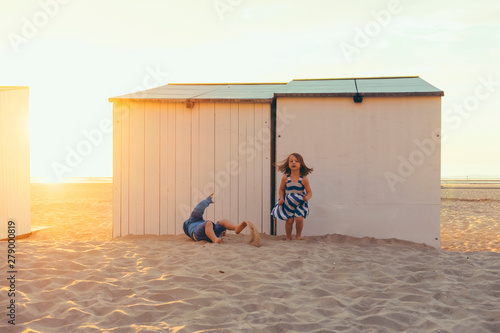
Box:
[353,79,363,103]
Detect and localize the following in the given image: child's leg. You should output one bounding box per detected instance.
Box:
[218,219,247,234]
[285,217,294,240]
[295,217,304,240]
[204,222,222,243]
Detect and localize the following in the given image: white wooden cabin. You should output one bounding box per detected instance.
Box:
[0,87,31,240]
[109,84,282,237]
[274,78,443,248]
[110,77,443,247]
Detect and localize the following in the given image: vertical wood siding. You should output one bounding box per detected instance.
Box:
[144,101,160,235]
[0,88,30,239]
[113,101,271,236]
[129,101,145,235]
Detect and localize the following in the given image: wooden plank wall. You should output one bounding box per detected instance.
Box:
[0,88,30,239]
[113,101,272,237]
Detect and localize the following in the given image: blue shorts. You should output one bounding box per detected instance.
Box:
[190,221,226,242]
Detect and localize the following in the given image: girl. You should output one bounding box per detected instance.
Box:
[271,153,313,240]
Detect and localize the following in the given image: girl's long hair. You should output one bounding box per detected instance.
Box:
[274,153,313,176]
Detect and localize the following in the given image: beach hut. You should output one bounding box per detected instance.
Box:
[109,76,443,247]
[0,87,31,240]
[274,77,443,248]
[109,84,282,237]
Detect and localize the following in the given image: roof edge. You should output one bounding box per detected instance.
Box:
[108,97,273,103]
[275,91,444,98]
[292,76,420,81]
[168,82,288,86]
[109,92,444,103]
[360,91,444,97]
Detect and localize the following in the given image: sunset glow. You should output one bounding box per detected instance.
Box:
[0,0,498,181]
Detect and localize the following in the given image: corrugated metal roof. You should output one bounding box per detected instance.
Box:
[108,77,443,102]
[274,79,357,96]
[275,77,443,97]
[355,77,443,96]
[190,84,285,101]
[109,84,286,103]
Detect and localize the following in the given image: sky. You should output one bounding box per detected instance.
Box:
[1,0,499,182]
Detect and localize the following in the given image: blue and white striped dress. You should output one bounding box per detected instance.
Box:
[271,175,309,220]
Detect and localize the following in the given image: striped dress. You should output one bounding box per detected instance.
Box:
[271,175,309,220]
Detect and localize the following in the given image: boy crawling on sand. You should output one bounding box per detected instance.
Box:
[183,193,247,243]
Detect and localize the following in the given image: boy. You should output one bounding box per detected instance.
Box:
[183,193,247,243]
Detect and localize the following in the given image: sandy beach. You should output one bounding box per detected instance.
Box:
[2,183,499,332]
[441,184,500,253]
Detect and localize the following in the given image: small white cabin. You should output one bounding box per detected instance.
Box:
[110,77,443,247]
[274,78,443,247]
[0,87,31,240]
[109,84,281,237]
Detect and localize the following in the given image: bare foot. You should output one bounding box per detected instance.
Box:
[285,237,292,241]
[213,237,222,244]
[296,236,305,240]
[235,221,247,234]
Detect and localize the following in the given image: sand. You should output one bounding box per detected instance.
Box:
[246,221,262,247]
[441,186,500,252]
[1,183,499,332]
